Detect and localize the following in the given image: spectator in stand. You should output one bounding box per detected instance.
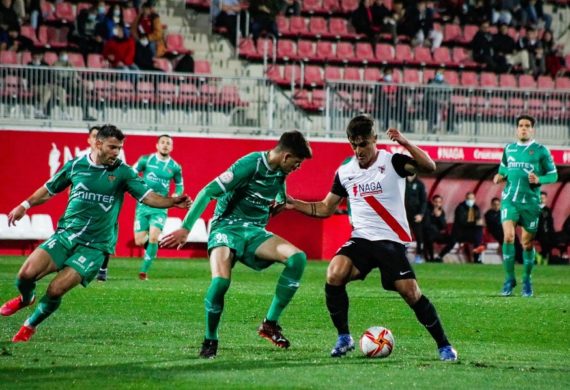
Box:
[103,24,138,72]
[213,0,245,46]
[0,0,20,32]
[69,5,105,61]
[542,30,565,77]
[522,0,551,30]
[471,20,500,72]
[249,0,280,44]
[135,33,160,71]
[493,22,528,73]
[97,3,130,41]
[535,191,555,264]
[436,192,485,263]
[0,26,33,51]
[280,0,300,16]
[392,1,415,44]
[374,68,407,131]
[424,68,453,133]
[410,1,443,50]
[438,0,469,25]
[518,27,545,76]
[465,0,492,26]
[484,197,523,263]
[26,50,49,119]
[132,1,165,57]
[373,0,396,44]
[552,215,570,264]
[490,0,522,26]
[423,194,449,263]
[405,173,427,264]
[28,0,41,30]
[352,0,382,46]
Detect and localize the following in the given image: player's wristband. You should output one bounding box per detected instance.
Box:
[20,200,31,210]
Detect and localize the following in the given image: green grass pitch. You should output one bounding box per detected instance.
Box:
[1,256,569,389]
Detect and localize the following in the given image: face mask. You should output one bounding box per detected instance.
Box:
[466,199,475,207]
[88,13,96,21]
[113,9,121,17]
[60,54,68,62]
[113,16,120,23]
[98,6,105,14]
[384,74,392,82]
[33,58,41,65]
[539,203,545,209]
[140,38,149,46]
[113,27,121,37]
[435,73,444,82]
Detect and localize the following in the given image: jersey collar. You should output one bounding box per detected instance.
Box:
[516,139,535,147]
[87,152,106,168]
[262,152,274,171]
[154,153,171,163]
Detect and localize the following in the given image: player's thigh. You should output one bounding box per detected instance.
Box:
[209,246,234,279]
[18,247,58,280]
[253,234,302,263]
[327,255,360,285]
[46,266,83,298]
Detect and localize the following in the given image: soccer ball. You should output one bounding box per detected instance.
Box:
[359,326,395,358]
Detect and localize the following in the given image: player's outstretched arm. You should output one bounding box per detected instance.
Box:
[142,192,192,209]
[287,192,343,218]
[8,187,52,226]
[386,128,436,173]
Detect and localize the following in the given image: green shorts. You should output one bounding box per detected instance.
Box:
[208,221,274,271]
[39,232,107,287]
[134,206,168,233]
[501,200,540,233]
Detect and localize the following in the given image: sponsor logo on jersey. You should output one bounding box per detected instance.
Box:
[357,181,383,196]
[219,171,234,184]
[72,183,114,212]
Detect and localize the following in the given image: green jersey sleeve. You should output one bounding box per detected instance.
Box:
[214,154,257,193]
[174,165,184,195]
[44,159,73,195]
[123,166,152,202]
[539,146,558,184]
[133,155,148,173]
[498,147,508,177]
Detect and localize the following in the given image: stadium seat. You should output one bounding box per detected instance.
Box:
[499,74,517,89]
[46,26,69,49]
[19,51,31,65]
[153,58,172,73]
[363,67,382,82]
[527,98,544,118]
[283,64,302,85]
[77,2,93,14]
[0,51,18,65]
[123,7,138,26]
[256,38,275,61]
[375,43,395,64]
[452,47,474,67]
[87,54,107,68]
[114,80,135,102]
[546,99,564,119]
[340,0,359,13]
[166,34,190,55]
[277,39,297,61]
[67,52,86,68]
[316,40,335,61]
[354,42,375,64]
[489,97,507,116]
[324,66,342,81]
[294,89,311,109]
[309,17,328,38]
[30,214,55,240]
[554,77,570,89]
[159,217,182,239]
[312,89,326,110]
[480,72,498,88]
[413,47,433,66]
[266,65,284,84]
[55,2,75,23]
[94,79,112,102]
[432,47,452,67]
[343,67,361,81]
[157,82,177,105]
[445,70,459,85]
[462,25,478,44]
[392,69,402,83]
[187,218,208,243]
[289,16,308,35]
[451,95,469,114]
[537,76,555,89]
[329,18,354,39]
[194,60,212,75]
[444,24,462,43]
[177,83,199,104]
[335,42,355,63]
[460,71,478,87]
[519,74,537,89]
[303,0,324,14]
[219,85,243,106]
[395,44,413,64]
[20,25,42,47]
[43,51,58,65]
[304,65,324,87]
[322,0,341,13]
[238,37,257,58]
[40,0,56,22]
[297,40,316,62]
[423,68,435,83]
[507,97,525,117]
[403,68,420,84]
[276,15,289,36]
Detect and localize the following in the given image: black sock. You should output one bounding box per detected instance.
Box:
[411,295,450,349]
[101,254,110,269]
[325,283,350,335]
[144,241,149,250]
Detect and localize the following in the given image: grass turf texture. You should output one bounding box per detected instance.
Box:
[0,257,569,389]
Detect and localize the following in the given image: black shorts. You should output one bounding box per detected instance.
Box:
[336,238,416,291]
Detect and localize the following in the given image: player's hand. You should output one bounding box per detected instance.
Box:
[386,128,409,146]
[414,214,423,223]
[270,201,287,216]
[7,205,26,226]
[493,174,505,184]
[172,195,192,209]
[528,172,540,185]
[285,195,297,210]
[160,228,189,250]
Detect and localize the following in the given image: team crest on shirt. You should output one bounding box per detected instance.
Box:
[167,168,172,173]
[379,165,386,173]
[529,150,535,155]
[108,174,116,182]
[219,171,234,183]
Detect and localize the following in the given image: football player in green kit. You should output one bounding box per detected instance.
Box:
[493,115,558,297]
[161,130,312,359]
[1,125,190,342]
[133,135,184,280]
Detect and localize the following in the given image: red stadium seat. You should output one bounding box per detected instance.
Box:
[294,89,311,109]
[343,67,361,81]
[67,52,85,68]
[403,68,420,84]
[46,26,69,49]
[94,79,112,102]
[462,25,478,44]
[276,16,289,36]
[527,98,544,117]
[444,70,459,85]
[87,54,107,68]
[507,97,525,116]
[43,51,58,65]
[488,97,506,116]
[451,95,469,114]
[444,24,462,43]
[423,68,435,83]
[0,51,18,64]
[219,85,243,106]
[154,58,172,72]
[277,39,297,61]
[480,72,498,88]
[452,47,474,67]
[114,81,135,102]
[329,18,353,39]
[312,89,326,110]
[375,43,395,64]
[256,38,275,60]
[554,77,570,89]
[303,0,323,13]
[546,99,564,119]
[77,2,93,14]
[266,65,284,84]
[309,17,328,38]
[166,34,190,55]
[297,40,316,61]
[461,71,478,87]
[537,76,555,89]
[395,44,413,64]
[363,67,382,82]
[19,51,31,65]
[499,74,517,88]
[519,74,537,89]
[392,69,402,83]
[413,47,433,66]
[289,16,308,35]
[304,65,324,87]
[355,42,375,64]
[322,0,341,13]
[283,64,302,85]
[316,40,335,61]
[178,83,199,104]
[324,66,342,81]
[137,81,155,104]
[238,38,257,58]
[156,82,177,105]
[335,42,355,63]
[194,60,211,75]
[340,0,359,13]
[41,1,56,22]
[432,47,452,67]
[20,25,41,47]
[55,2,75,23]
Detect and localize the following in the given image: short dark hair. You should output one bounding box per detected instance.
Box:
[97,124,125,141]
[346,114,376,139]
[516,114,535,127]
[432,194,442,201]
[158,134,171,142]
[491,197,500,203]
[276,130,312,159]
[466,191,475,197]
[88,126,100,135]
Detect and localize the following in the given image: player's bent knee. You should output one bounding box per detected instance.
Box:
[285,252,307,280]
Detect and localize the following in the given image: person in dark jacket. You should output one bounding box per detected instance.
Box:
[484,197,523,263]
[471,20,500,71]
[405,173,427,263]
[423,194,450,262]
[535,191,555,263]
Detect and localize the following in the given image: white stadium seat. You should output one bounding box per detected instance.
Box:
[187,218,208,243]
[31,214,55,240]
[0,214,34,239]
[0,214,10,239]
[159,217,182,239]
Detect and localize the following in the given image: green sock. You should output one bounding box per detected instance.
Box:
[204,277,231,340]
[16,278,36,304]
[502,242,515,282]
[140,242,158,273]
[522,248,536,283]
[266,252,307,322]
[25,295,62,328]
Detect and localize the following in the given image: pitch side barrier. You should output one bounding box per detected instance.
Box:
[0,64,311,135]
[324,80,570,145]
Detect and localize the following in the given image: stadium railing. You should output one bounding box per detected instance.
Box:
[0,65,312,136]
[324,80,570,145]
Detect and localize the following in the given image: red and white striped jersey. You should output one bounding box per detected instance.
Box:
[331,150,414,244]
